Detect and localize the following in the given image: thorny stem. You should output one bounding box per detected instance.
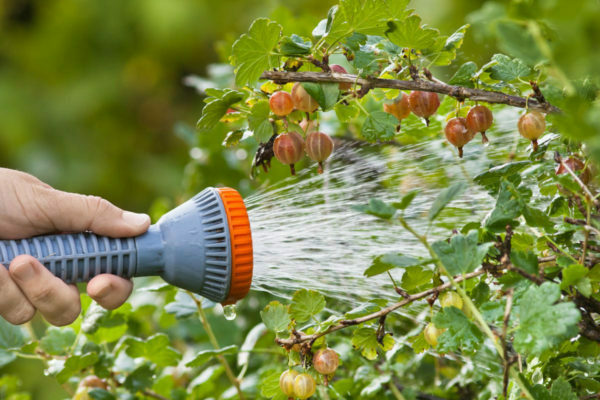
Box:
[187,291,246,400]
[502,289,515,398]
[260,71,561,114]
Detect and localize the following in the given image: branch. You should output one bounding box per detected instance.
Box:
[260,71,561,114]
[276,268,487,346]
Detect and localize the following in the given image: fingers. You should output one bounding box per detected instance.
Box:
[0,264,35,325]
[36,187,150,237]
[87,274,133,310]
[9,255,81,326]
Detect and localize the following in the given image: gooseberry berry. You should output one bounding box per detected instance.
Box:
[313,348,340,375]
[517,111,546,151]
[273,131,305,175]
[294,373,316,399]
[408,91,440,126]
[444,117,473,158]
[279,370,299,397]
[330,64,351,90]
[466,105,493,144]
[269,91,294,116]
[305,131,334,174]
[439,291,463,310]
[384,93,411,130]
[424,322,444,347]
[292,82,319,113]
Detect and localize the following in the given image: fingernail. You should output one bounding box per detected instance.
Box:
[122,211,150,227]
[95,282,112,299]
[12,260,35,281]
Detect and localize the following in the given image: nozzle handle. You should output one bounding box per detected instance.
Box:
[0,233,138,282]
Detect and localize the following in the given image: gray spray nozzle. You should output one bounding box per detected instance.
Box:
[0,187,253,304]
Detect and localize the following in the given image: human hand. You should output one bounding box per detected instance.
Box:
[0,168,150,326]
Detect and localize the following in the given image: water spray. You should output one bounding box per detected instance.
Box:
[0,187,253,304]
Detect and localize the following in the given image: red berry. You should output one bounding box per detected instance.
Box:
[518,111,545,151]
[313,348,339,375]
[80,376,108,390]
[273,131,305,175]
[305,131,334,174]
[330,64,351,90]
[408,91,440,126]
[466,105,493,144]
[445,117,472,158]
[292,83,319,113]
[293,374,316,399]
[384,93,411,130]
[269,91,294,116]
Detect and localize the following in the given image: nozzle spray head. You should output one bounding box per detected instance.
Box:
[0,187,254,304]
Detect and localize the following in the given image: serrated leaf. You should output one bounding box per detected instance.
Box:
[448,62,477,87]
[164,291,198,319]
[408,331,429,354]
[124,334,182,367]
[231,18,282,87]
[280,34,312,56]
[361,111,398,141]
[223,130,245,147]
[473,161,530,193]
[197,89,245,131]
[186,345,238,367]
[40,327,76,356]
[88,389,116,400]
[484,180,525,231]
[352,198,396,219]
[301,82,339,111]
[433,307,483,353]
[124,364,154,393]
[428,24,469,66]
[289,289,325,323]
[55,353,99,384]
[353,49,379,76]
[514,282,580,356]
[386,15,438,50]
[352,327,394,360]
[400,265,434,293]
[334,103,360,122]
[432,231,493,276]
[260,301,291,332]
[325,0,394,44]
[248,100,274,143]
[561,264,591,296]
[0,317,24,350]
[364,253,427,278]
[260,370,285,398]
[510,250,539,275]
[392,190,419,210]
[429,182,467,221]
[487,54,531,82]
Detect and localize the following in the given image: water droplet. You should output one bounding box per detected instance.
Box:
[223,304,237,320]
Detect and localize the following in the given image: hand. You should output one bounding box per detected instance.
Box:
[0,168,150,326]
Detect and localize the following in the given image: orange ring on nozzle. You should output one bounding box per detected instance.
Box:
[217,187,253,305]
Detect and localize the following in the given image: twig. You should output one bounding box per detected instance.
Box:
[555,152,599,206]
[502,289,514,398]
[142,389,170,400]
[260,71,561,113]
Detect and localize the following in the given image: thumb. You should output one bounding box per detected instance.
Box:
[40,189,151,237]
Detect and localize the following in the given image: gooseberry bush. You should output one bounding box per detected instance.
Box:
[2,1,600,399]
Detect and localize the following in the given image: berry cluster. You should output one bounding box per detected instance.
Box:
[279,347,339,399]
[383,91,547,158]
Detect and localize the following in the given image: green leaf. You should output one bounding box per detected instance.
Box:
[231,18,282,87]
[484,180,525,231]
[248,100,274,143]
[510,250,539,275]
[351,327,394,360]
[124,334,182,367]
[334,103,360,122]
[353,49,379,76]
[55,353,99,384]
[301,82,339,111]
[549,377,578,400]
[473,161,530,193]
[561,264,592,297]
[364,253,424,278]
[352,198,396,219]
[0,349,15,368]
[495,20,544,66]
[223,130,244,147]
[400,265,434,293]
[289,289,325,323]
[425,24,470,66]
[0,317,24,350]
[361,111,398,141]
[196,89,245,131]
[392,190,419,210]
[386,15,438,50]
[186,345,238,367]
[260,370,285,398]
[88,389,116,400]
[124,364,154,393]
[513,282,580,356]
[280,34,312,56]
[260,301,291,332]
[487,54,531,82]
[433,307,483,353]
[164,291,198,319]
[523,206,555,233]
[429,182,467,221]
[432,231,493,276]
[325,0,395,44]
[448,61,477,87]
[40,327,76,356]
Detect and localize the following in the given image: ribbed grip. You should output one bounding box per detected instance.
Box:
[0,233,137,283]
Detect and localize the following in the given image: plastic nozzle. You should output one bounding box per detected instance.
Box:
[0,187,253,304]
